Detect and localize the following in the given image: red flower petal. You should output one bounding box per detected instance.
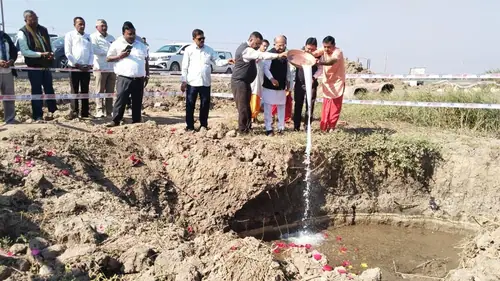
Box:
[60,169,70,176]
[46,151,54,157]
[322,265,333,271]
[230,246,238,250]
[187,226,193,233]
[305,244,312,249]
[107,129,113,134]
[129,154,136,161]
[322,232,329,238]
[273,249,280,254]
[340,246,348,253]
[276,242,286,248]
[313,253,322,260]
[162,162,168,166]
[288,242,296,248]
[342,260,351,267]
[14,155,21,163]
[6,251,13,257]
[170,128,176,132]
[183,155,187,158]
[336,235,342,242]
[338,269,347,274]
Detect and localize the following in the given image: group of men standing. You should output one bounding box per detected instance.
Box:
[0,10,149,127]
[230,32,346,135]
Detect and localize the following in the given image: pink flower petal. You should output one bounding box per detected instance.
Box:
[342,260,351,267]
[273,248,280,254]
[322,265,333,271]
[6,251,13,257]
[313,253,322,261]
[338,269,348,274]
[230,246,238,250]
[336,235,342,242]
[305,244,312,249]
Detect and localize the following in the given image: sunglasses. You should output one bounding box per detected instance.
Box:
[195,37,205,41]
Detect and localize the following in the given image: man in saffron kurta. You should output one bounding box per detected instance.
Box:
[312,36,345,131]
[249,39,269,123]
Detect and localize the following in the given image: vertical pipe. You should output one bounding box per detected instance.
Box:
[0,0,5,32]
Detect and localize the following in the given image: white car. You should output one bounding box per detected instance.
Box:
[148,42,190,71]
[148,43,233,73]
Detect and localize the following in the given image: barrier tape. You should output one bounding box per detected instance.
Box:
[11,66,500,80]
[2,91,500,110]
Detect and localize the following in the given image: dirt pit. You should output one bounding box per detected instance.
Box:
[0,102,500,280]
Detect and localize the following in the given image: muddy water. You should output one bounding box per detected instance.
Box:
[316,224,465,280]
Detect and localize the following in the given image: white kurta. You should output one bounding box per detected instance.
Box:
[261,58,291,105]
[261,88,287,105]
[250,60,265,96]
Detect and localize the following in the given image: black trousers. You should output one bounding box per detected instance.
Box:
[112,75,144,124]
[185,85,211,129]
[231,79,252,132]
[70,71,91,117]
[293,83,317,129]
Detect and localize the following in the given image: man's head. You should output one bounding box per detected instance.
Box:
[142,37,147,43]
[259,39,269,52]
[122,21,136,44]
[322,36,336,55]
[73,17,85,34]
[273,35,287,53]
[248,31,263,50]
[96,19,107,36]
[304,37,318,53]
[23,10,38,27]
[192,29,205,48]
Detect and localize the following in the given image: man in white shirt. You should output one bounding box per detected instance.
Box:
[90,19,115,118]
[65,16,93,119]
[231,32,287,134]
[0,31,18,124]
[106,21,149,127]
[249,39,269,123]
[180,29,234,131]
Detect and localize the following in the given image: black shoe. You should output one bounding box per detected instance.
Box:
[266,130,274,136]
[277,129,284,135]
[294,127,300,132]
[106,121,119,127]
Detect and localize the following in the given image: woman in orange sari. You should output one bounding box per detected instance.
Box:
[312,36,346,132]
[250,39,269,122]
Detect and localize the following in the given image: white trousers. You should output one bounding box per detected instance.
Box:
[264,103,285,131]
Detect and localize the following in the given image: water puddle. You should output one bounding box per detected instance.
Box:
[275,224,466,280]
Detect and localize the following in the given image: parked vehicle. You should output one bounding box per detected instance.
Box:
[149,43,234,73]
[148,42,191,71]
[7,32,58,66]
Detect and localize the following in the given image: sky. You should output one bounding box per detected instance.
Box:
[2,0,499,74]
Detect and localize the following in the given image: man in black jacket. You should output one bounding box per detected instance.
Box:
[0,31,18,124]
[17,10,58,121]
[293,37,319,131]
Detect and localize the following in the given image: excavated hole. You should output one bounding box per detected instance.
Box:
[229,150,473,280]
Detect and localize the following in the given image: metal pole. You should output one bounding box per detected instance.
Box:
[0,0,5,32]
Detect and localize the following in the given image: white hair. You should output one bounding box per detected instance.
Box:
[23,10,35,20]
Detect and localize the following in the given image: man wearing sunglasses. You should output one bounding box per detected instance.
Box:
[180,29,234,131]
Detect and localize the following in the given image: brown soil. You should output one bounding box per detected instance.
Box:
[0,74,499,280]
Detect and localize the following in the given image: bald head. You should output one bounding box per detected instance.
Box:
[273,35,287,53]
[96,19,108,36]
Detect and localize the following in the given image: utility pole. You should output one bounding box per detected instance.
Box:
[383,54,388,73]
[0,0,5,32]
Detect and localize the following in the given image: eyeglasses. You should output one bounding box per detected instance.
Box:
[196,37,205,41]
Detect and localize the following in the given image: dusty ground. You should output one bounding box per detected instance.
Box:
[0,65,499,280]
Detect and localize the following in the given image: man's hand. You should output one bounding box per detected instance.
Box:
[119,51,130,59]
[181,82,187,92]
[271,78,279,87]
[79,65,89,72]
[7,60,15,67]
[0,60,7,68]
[278,51,288,58]
[227,59,235,64]
[41,52,52,59]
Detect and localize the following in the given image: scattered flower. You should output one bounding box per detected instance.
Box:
[275,242,286,248]
[31,249,40,256]
[230,246,238,251]
[322,232,329,238]
[183,155,187,158]
[305,244,312,249]
[129,154,142,166]
[25,160,35,167]
[162,162,168,166]
[338,268,348,274]
[187,226,193,233]
[342,260,351,267]
[14,155,21,163]
[360,263,368,268]
[336,235,342,242]
[339,246,348,254]
[273,249,280,254]
[23,169,31,176]
[170,128,176,133]
[313,253,322,261]
[354,248,359,252]
[60,169,70,176]
[46,151,54,157]
[288,242,296,248]
[322,265,333,271]
[106,129,113,134]
[6,251,13,257]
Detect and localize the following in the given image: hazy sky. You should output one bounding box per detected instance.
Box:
[2,0,498,74]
